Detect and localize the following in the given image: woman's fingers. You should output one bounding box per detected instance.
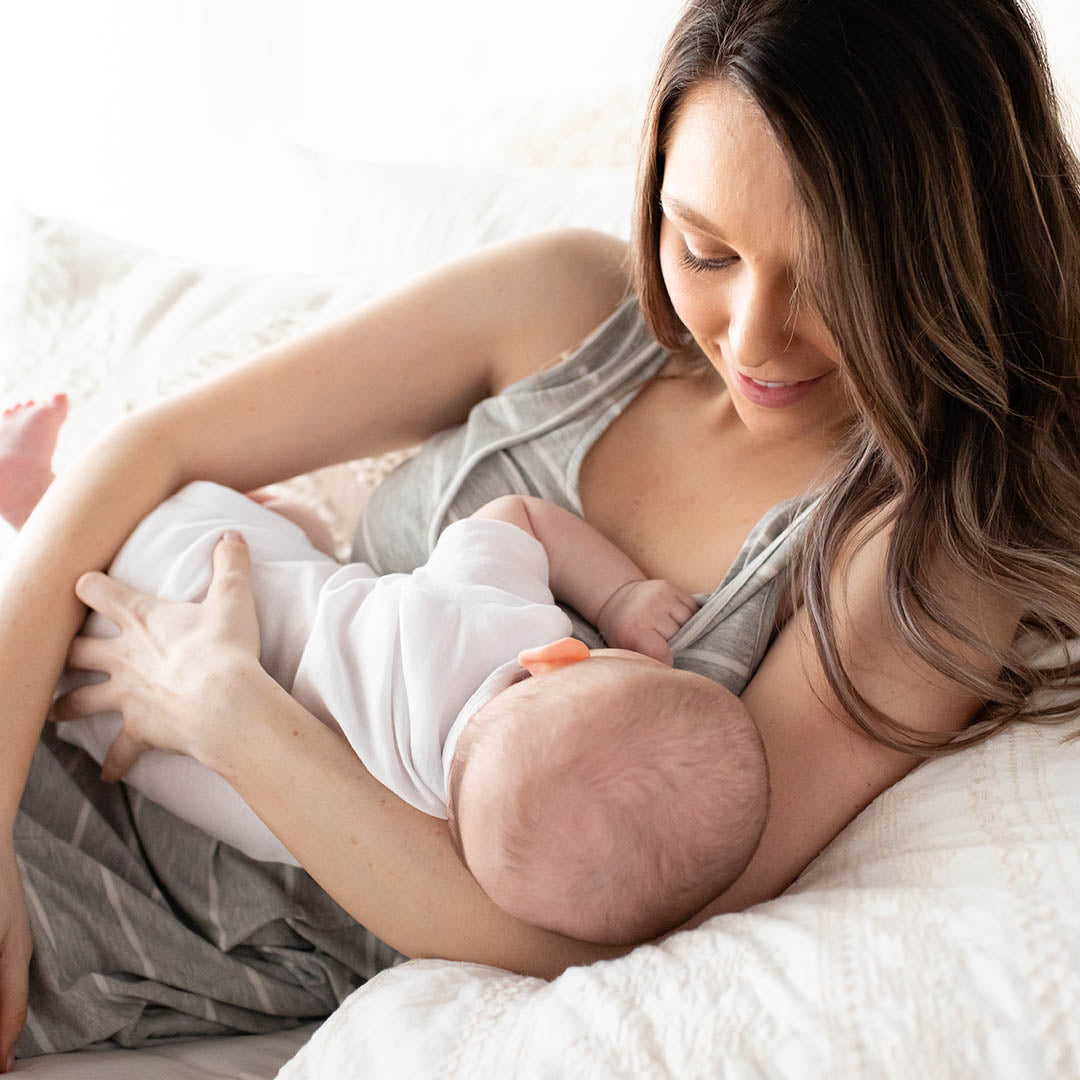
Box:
[205,532,260,657]
[49,679,114,724]
[66,634,114,672]
[100,731,150,783]
[52,533,266,765]
[74,571,152,625]
[206,531,251,598]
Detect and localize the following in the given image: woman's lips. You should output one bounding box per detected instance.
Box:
[731,367,827,408]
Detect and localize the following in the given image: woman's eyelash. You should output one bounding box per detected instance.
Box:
[679,248,737,274]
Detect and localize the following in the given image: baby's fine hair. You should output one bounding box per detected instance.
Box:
[448,659,768,945]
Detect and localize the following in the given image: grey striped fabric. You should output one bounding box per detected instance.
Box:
[356,298,822,695]
[16,728,403,1056]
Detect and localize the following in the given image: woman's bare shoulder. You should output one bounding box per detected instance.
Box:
[486,229,632,391]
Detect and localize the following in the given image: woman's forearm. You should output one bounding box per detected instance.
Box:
[0,416,183,824]
[200,665,627,978]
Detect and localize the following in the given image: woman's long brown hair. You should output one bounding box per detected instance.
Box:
[634,0,1080,754]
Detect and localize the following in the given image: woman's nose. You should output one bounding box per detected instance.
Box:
[726,274,796,371]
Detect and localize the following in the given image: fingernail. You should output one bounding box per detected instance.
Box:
[221,530,243,543]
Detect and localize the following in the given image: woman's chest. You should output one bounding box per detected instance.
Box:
[577,376,826,596]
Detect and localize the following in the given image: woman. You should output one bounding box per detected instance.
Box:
[3,0,1079,1065]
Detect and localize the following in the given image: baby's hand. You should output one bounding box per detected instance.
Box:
[595,579,699,666]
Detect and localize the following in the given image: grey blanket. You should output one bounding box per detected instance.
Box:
[15,728,402,1057]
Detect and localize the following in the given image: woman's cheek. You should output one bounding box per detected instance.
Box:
[661,265,725,346]
[658,246,696,326]
[657,227,726,343]
[668,278,706,335]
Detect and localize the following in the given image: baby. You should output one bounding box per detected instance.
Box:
[4,395,769,945]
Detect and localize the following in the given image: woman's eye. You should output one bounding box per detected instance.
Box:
[679,247,737,274]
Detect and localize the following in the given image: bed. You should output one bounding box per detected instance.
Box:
[3,95,1080,1080]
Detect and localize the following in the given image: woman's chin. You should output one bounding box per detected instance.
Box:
[727,398,834,445]
[726,374,851,445]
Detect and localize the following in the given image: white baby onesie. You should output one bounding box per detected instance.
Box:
[57,481,571,864]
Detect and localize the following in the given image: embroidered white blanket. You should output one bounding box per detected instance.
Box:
[280,704,1080,1078]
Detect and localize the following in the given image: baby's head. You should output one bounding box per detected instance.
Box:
[446,644,768,945]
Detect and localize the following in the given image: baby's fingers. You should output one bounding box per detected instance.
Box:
[638,630,675,666]
[674,586,700,611]
[669,598,698,625]
[649,611,685,640]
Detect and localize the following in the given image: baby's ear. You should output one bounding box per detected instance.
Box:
[518,637,590,676]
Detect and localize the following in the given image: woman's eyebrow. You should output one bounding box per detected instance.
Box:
[659,193,731,242]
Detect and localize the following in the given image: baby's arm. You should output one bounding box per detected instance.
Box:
[471,495,698,664]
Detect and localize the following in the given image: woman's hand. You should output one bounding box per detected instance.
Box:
[51,532,262,781]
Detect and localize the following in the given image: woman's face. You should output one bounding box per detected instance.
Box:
[658,79,852,443]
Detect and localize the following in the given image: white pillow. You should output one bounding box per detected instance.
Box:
[0,212,388,557]
[285,152,635,289]
[1,157,633,552]
[280,710,1080,1078]
[5,152,635,291]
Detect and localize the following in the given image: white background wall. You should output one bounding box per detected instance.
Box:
[0,0,1075,263]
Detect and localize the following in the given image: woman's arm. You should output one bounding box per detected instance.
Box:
[2,227,628,814]
[676,509,1025,925]
[0,419,184,1069]
[213,668,625,976]
[63,537,628,978]
[0,422,183,822]
[124,228,631,492]
[0,228,629,1060]
[52,475,1018,983]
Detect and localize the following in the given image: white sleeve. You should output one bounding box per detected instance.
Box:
[292,517,573,819]
[416,518,554,604]
[56,479,345,865]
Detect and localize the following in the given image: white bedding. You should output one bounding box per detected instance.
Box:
[4,155,1080,1077]
[281,712,1080,1079]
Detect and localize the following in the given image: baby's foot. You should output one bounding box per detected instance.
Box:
[0,394,69,529]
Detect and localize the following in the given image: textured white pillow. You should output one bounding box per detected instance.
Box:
[1,157,634,551]
[1,213,390,557]
[280,710,1080,1078]
[285,153,635,288]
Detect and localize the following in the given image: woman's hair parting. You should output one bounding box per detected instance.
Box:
[634,0,1080,754]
